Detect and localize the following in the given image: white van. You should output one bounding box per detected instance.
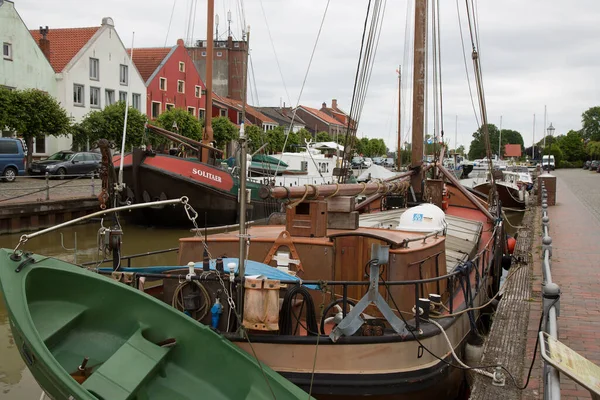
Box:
[542,155,555,171]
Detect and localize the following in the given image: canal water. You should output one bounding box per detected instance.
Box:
[0,211,525,399]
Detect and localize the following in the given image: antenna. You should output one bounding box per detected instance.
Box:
[215,14,219,40]
[227,10,232,38]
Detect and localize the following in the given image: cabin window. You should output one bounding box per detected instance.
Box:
[90,87,101,108]
[177,80,185,93]
[119,64,128,85]
[132,93,141,111]
[73,84,84,106]
[105,89,115,105]
[300,161,308,172]
[159,77,167,91]
[151,101,161,118]
[195,85,201,98]
[3,42,12,60]
[119,91,127,103]
[179,61,185,72]
[89,58,99,80]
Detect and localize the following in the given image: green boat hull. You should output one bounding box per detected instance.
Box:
[0,249,312,400]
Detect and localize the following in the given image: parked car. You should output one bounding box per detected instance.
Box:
[28,151,102,179]
[590,160,599,172]
[362,157,373,168]
[372,157,384,166]
[541,155,555,171]
[584,160,591,170]
[0,137,27,182]
[351,156,364,168]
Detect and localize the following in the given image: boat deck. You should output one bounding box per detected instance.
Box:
[358,208,483,273]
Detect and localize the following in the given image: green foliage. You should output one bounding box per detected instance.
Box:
[1,88,72,164]
[555,130,585,162]
[468,124,524,160]
[246,125,265,153]
[558,160,583,168]
[155,108,203,141]
[587,141,600,158]
[212,117,237,150]
[266,127,286,153]
[315,131,331,142]
[297,128,313,145]
[581,107,600,141]
[72,102,146,152]
[455,145,465,156]
[546,143,563,167]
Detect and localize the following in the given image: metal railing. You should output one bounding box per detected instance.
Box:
[540,182,561,400]
[0,172,97,203]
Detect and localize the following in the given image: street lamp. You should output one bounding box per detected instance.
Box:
[545,123,555,148]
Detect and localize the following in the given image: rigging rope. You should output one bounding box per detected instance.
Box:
[455,0,480,127]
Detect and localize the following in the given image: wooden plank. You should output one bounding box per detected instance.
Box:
[327,196,356,213]
[327,211,359,230]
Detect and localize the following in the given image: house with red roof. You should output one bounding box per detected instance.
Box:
[294,105,347,137]
[504,144,522,159]
[129,39,206,121]
[212,94,277,131]
[320,99,357,135]
[30,17,146,153]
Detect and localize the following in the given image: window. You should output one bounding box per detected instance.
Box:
[73,84,84,106]
[119,91,127,103]
[90,87,100,108]
[198,109,205,120]
[234,42,240,48]
[177,80,184,93]
[2,42,12,60]
[151,102,161,119]
[220,109,227,117]
[132,93,141,111]
[159,77,167,91]
[119,64,128,85]
[166,103,174,111]
[216,52,222,57]
[105,89,115,106]
[195,86,202,98]
[300,161,308,172]
[179,62,185,72]
[89,58,99,80]
[201,51,206,56]
[237,111,243,124]
[33,137,46,154]
[187,107,195,116]
[0,141,18,154]
[72,153,85,162]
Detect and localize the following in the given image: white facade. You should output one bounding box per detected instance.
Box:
[0,1,57,146]
[52,18,146,154]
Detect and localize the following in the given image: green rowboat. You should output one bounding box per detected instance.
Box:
[0,249,312,400]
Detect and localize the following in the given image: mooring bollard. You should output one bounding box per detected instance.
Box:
[45,172,50,201]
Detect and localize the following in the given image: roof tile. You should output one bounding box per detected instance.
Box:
[299,105,344,126]
[30,27,100,72]
[127,47,172,82]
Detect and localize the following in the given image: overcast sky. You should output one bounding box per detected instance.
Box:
[15,0,600,153]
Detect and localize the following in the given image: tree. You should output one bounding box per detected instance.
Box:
[72,102,146,152]
[246,125,266,153]
[581,107,600,141]
[546,143,563,167]
[556,130,585,161]
[212,116,237,151]
[155,108,203,141]
[266,126,286,153]
[3,89,72,165]
[315,131,331,142]
[455,145,466,156]
[468,123,524,160]
[585,141,600,159]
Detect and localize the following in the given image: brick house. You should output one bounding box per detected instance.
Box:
[129,39,206,121]
[294,105,346,137]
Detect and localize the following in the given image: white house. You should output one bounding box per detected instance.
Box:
[0,0,57,150]
[30,17,147,154]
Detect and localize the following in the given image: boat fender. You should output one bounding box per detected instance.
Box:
[507,236,516,254]
[211,298,223,329]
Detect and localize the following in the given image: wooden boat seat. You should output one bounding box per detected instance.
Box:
[82,329,172,400]
[29,301,87,344]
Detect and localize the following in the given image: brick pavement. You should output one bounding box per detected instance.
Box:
[0,175,96,205]
[525,169,600,400]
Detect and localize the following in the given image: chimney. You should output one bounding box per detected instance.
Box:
[332,99,338,109]
[39,26,50,61]
[177,38,184,47]
[322,102,327,109]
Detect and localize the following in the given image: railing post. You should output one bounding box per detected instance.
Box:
[542,282,560,332]
[91,174,95,196]
[45,172,50,201]
[542,235,553,259]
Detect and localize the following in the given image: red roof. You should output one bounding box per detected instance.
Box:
[127,47,171,82]
[299,105,344,126]
[213,95,276,124]
[504,144,522,158]
[30,27,100,72]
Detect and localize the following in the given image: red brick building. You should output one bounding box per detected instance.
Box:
[294,105,346,137]
[320,99,357,135]
[213,94,277,131]
[129,39,206,120]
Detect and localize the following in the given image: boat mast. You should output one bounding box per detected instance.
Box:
[202,0,215,163]
[238,27,250,278]
[411,0,428,200]
[396,66,402,171]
